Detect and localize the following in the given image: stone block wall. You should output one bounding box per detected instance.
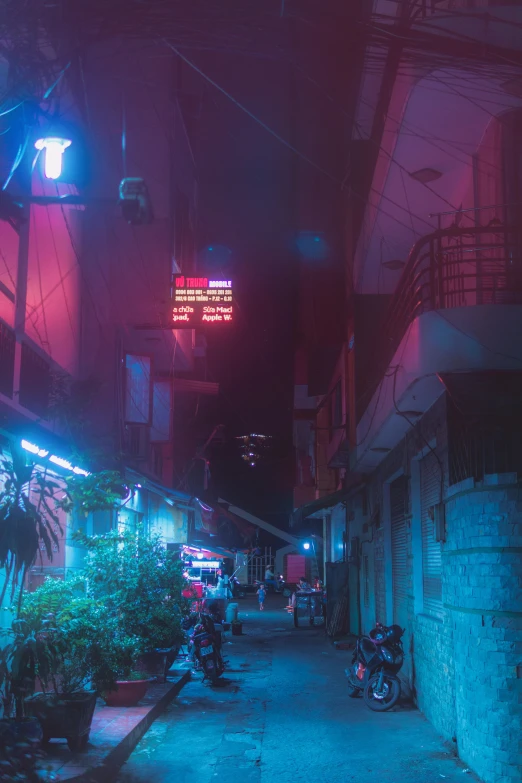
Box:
[412,612,456,742]
[445,482,522,783]
[356,394,521,782]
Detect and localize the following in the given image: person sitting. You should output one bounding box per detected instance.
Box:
[264,566,277,592]
[290,577,312,609]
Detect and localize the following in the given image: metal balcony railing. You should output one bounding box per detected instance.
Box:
[383,222,522,366]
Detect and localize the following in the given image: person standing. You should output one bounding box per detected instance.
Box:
[257,583,266,611]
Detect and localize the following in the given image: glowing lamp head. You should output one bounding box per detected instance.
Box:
[303,541,311,551]
[35,137,71,179]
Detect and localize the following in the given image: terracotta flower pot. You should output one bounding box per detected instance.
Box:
[103,679,150,708]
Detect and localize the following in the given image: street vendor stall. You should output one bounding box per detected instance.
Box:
[293,590,326,628]
[181,546,233,617]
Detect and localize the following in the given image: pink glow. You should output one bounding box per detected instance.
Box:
[25,172,80,375]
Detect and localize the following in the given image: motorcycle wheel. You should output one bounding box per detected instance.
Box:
[363,673,401,711]
[203,657,220,685]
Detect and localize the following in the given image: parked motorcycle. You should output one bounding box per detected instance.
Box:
[345,622,404,711]
[182,611,225,684]
[205,602,227,652]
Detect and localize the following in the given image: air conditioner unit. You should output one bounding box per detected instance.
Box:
[125,425,150,460]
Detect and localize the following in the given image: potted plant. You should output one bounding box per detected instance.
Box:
[231,619,243,636]
[0,611,62,750]
[20,577,129,748]
[75,528,189,683]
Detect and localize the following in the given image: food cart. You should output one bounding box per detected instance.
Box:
[293,590,326,628]
[181,547,232,617]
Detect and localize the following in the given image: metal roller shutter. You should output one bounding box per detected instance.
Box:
[390,475,408,629]
[420,452,443,619]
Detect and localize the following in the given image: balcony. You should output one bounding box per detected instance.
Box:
[383,222,522,368]
[353,221,522,471]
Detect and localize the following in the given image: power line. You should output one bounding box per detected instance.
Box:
[165,42,340,184]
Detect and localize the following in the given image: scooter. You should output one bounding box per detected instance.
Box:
[182,611,225,684]
[345,622,404,711]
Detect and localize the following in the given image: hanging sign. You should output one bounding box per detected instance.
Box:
[172,276,233,326]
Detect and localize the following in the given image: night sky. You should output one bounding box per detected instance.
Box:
[176,7,348,531]
[185,49,299,528]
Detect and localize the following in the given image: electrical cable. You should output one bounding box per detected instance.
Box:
[433,309,522,367]
[164,42,340,184]
[43,181,78,349]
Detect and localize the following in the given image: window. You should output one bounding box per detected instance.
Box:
[150,380,172,442]
[124,354,152,424]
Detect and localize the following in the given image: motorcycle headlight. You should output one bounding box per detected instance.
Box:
[381,648,393,663]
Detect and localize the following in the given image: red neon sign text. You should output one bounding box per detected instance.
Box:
[175,276,208,289]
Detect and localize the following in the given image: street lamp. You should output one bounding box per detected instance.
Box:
[34,137,72,180]
[303,541,311,551]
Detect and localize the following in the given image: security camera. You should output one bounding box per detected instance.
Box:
[118,177,154,225]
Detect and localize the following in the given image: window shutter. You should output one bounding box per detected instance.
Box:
[420,452,443,619]
[390,475,408,628]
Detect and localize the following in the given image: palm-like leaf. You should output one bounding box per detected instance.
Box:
[0,448,65,602]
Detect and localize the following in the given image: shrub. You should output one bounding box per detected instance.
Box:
[75,527,189,653]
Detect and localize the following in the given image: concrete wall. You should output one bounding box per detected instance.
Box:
[344,395,522,783]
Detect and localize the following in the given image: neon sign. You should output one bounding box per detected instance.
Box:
[172,276,233,327]
[21,440,90,476]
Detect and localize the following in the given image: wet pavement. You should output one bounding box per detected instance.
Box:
[116,596,479,783]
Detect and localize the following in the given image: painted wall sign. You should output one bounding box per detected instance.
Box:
[172,276,233,326]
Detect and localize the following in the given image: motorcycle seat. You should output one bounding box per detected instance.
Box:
[360,637,377,656]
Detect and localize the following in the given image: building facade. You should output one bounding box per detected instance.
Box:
[293,3,522,782]
[0,36,214,589]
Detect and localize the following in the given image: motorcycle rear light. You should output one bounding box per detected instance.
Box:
[200,639,211,647]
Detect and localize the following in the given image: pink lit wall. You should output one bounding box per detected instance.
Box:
[26,172,81,376]
[0,220,18,327]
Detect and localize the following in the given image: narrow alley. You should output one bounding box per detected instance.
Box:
[117,597,476,783]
